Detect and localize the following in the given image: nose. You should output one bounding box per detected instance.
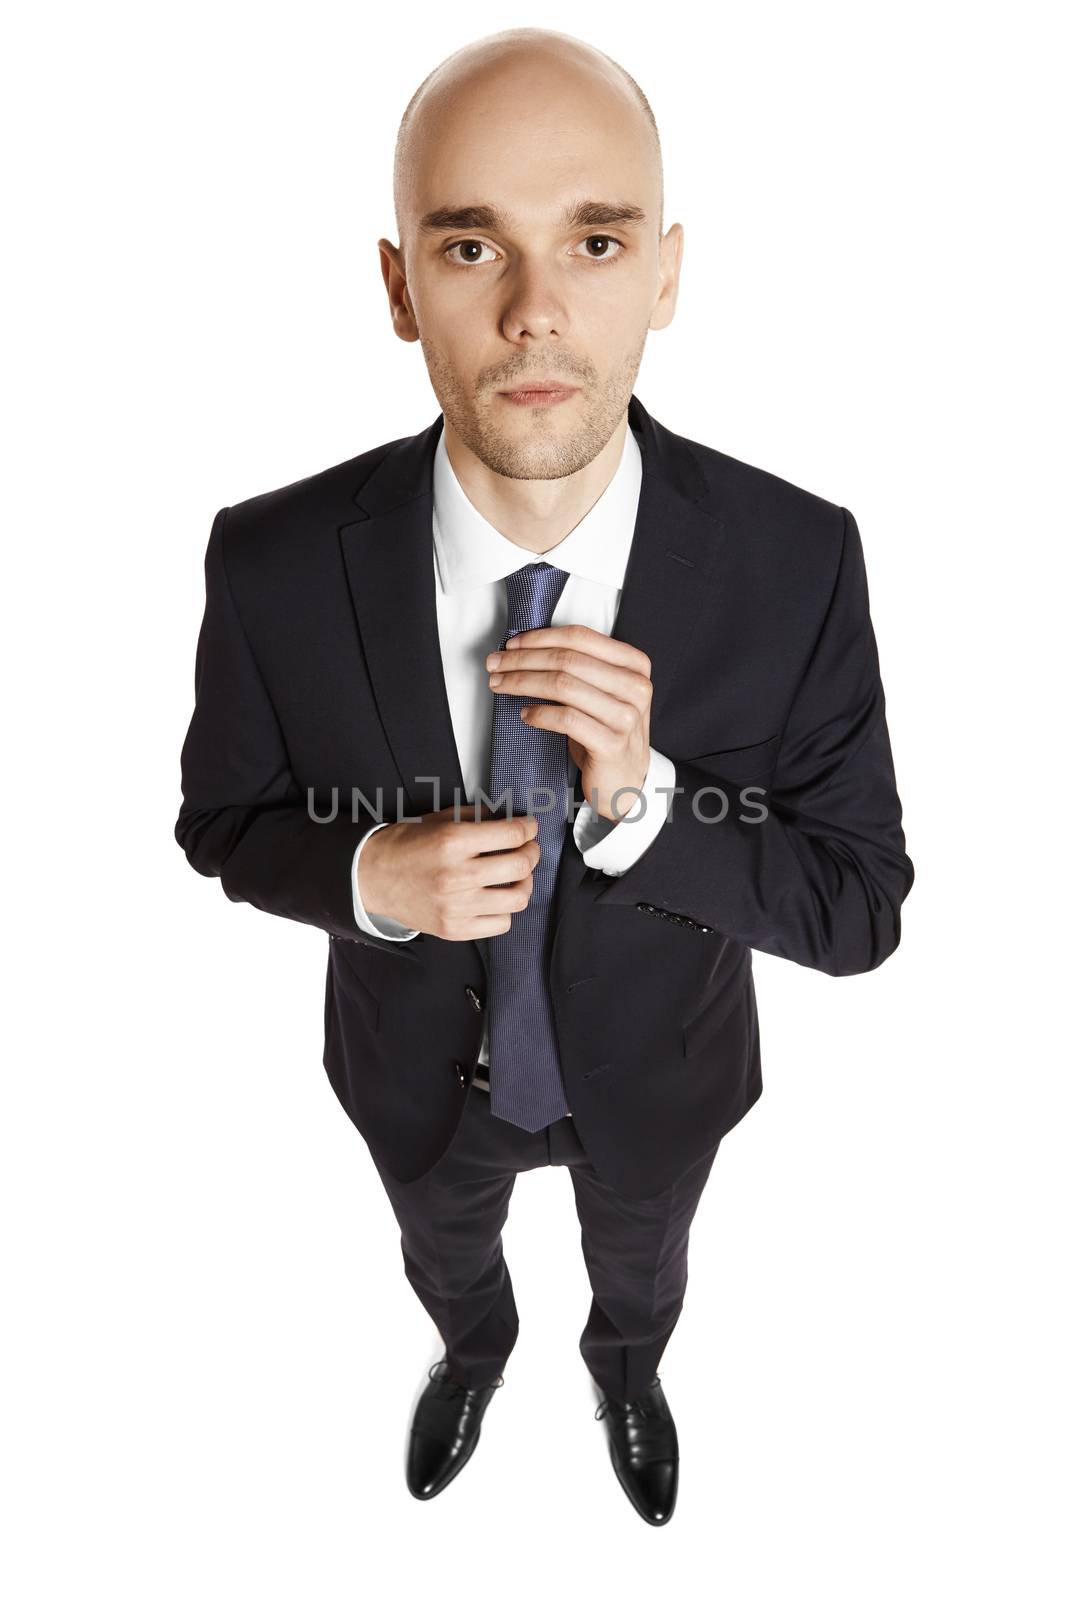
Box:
[499,259,570,345]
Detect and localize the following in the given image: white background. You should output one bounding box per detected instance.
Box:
[4,2,1063,1594]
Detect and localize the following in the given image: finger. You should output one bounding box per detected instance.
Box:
[502,623,651,676]
[490,648,652,710]
[519,701,628,754]
[472,847,540,887]
[492,668,639,736]
[454,810,539,842]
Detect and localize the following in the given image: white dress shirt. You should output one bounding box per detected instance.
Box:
[350,422,677,1071]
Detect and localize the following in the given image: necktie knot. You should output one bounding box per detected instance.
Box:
[504,561,571,641]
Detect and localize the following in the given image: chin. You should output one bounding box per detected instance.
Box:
[489,437,597,482]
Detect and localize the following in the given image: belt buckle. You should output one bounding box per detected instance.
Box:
[471,1064,491,1094]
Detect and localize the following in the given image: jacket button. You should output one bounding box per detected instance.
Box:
[464,985,483,1013]
[454,1061,469,1087]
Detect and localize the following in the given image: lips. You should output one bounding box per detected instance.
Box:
[499,385,580,407]
[499,382,579,394]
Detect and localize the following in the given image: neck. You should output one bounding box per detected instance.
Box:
[442,412,630,556]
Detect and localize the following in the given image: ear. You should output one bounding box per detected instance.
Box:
[378,238,420,343]
[649,222,684,332]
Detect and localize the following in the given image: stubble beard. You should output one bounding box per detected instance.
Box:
[420,332,647,481]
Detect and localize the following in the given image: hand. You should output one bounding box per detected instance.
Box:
[485,623,652,822]
[358,805,541,941]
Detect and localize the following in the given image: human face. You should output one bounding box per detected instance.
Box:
[380,63,681,481]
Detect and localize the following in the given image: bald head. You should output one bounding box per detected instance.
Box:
[379,27,682,486]
[392,28,664,252]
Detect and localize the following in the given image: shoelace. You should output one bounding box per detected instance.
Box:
[595,1397,650,1421]
[428,1358,505,1397]
[593,1373,663,1423]
[593,1375,675,1457]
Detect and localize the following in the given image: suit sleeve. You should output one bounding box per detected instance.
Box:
[593,506,914,976]
[573,746,677,875]
[174,505,421,947]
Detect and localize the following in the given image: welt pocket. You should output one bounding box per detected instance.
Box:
[330,942,381,1031]
[676,732,781,780]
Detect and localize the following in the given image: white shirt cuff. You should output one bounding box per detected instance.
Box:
[572,747,677,876]
[351,822,420,939]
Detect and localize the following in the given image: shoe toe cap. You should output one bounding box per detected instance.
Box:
[628,1459,678,1524]
[406,1431,464,1499]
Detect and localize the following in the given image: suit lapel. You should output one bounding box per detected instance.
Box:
[338,415,470,823]
[335,394,728,971]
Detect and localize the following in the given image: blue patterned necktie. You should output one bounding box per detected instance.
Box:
[486,561,573,1130]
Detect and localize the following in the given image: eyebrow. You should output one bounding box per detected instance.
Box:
[417,199,648,235]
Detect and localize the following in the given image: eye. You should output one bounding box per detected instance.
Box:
[443,239,503,267]
[442,234,627,268]
[574,235,624,263]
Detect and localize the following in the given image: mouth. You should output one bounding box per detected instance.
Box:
[498,383,581,407]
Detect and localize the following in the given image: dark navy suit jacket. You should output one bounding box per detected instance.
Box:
[175,393,914,1198]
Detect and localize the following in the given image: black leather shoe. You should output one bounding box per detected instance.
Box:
[593,1374,679,1525]
[406,1358,504,1500]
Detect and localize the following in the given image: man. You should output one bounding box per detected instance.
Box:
[174,27,913,1527]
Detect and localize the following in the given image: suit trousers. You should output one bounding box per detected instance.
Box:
[368,1077,721,1402]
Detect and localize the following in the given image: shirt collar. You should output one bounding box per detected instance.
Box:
[432,422,643,595]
